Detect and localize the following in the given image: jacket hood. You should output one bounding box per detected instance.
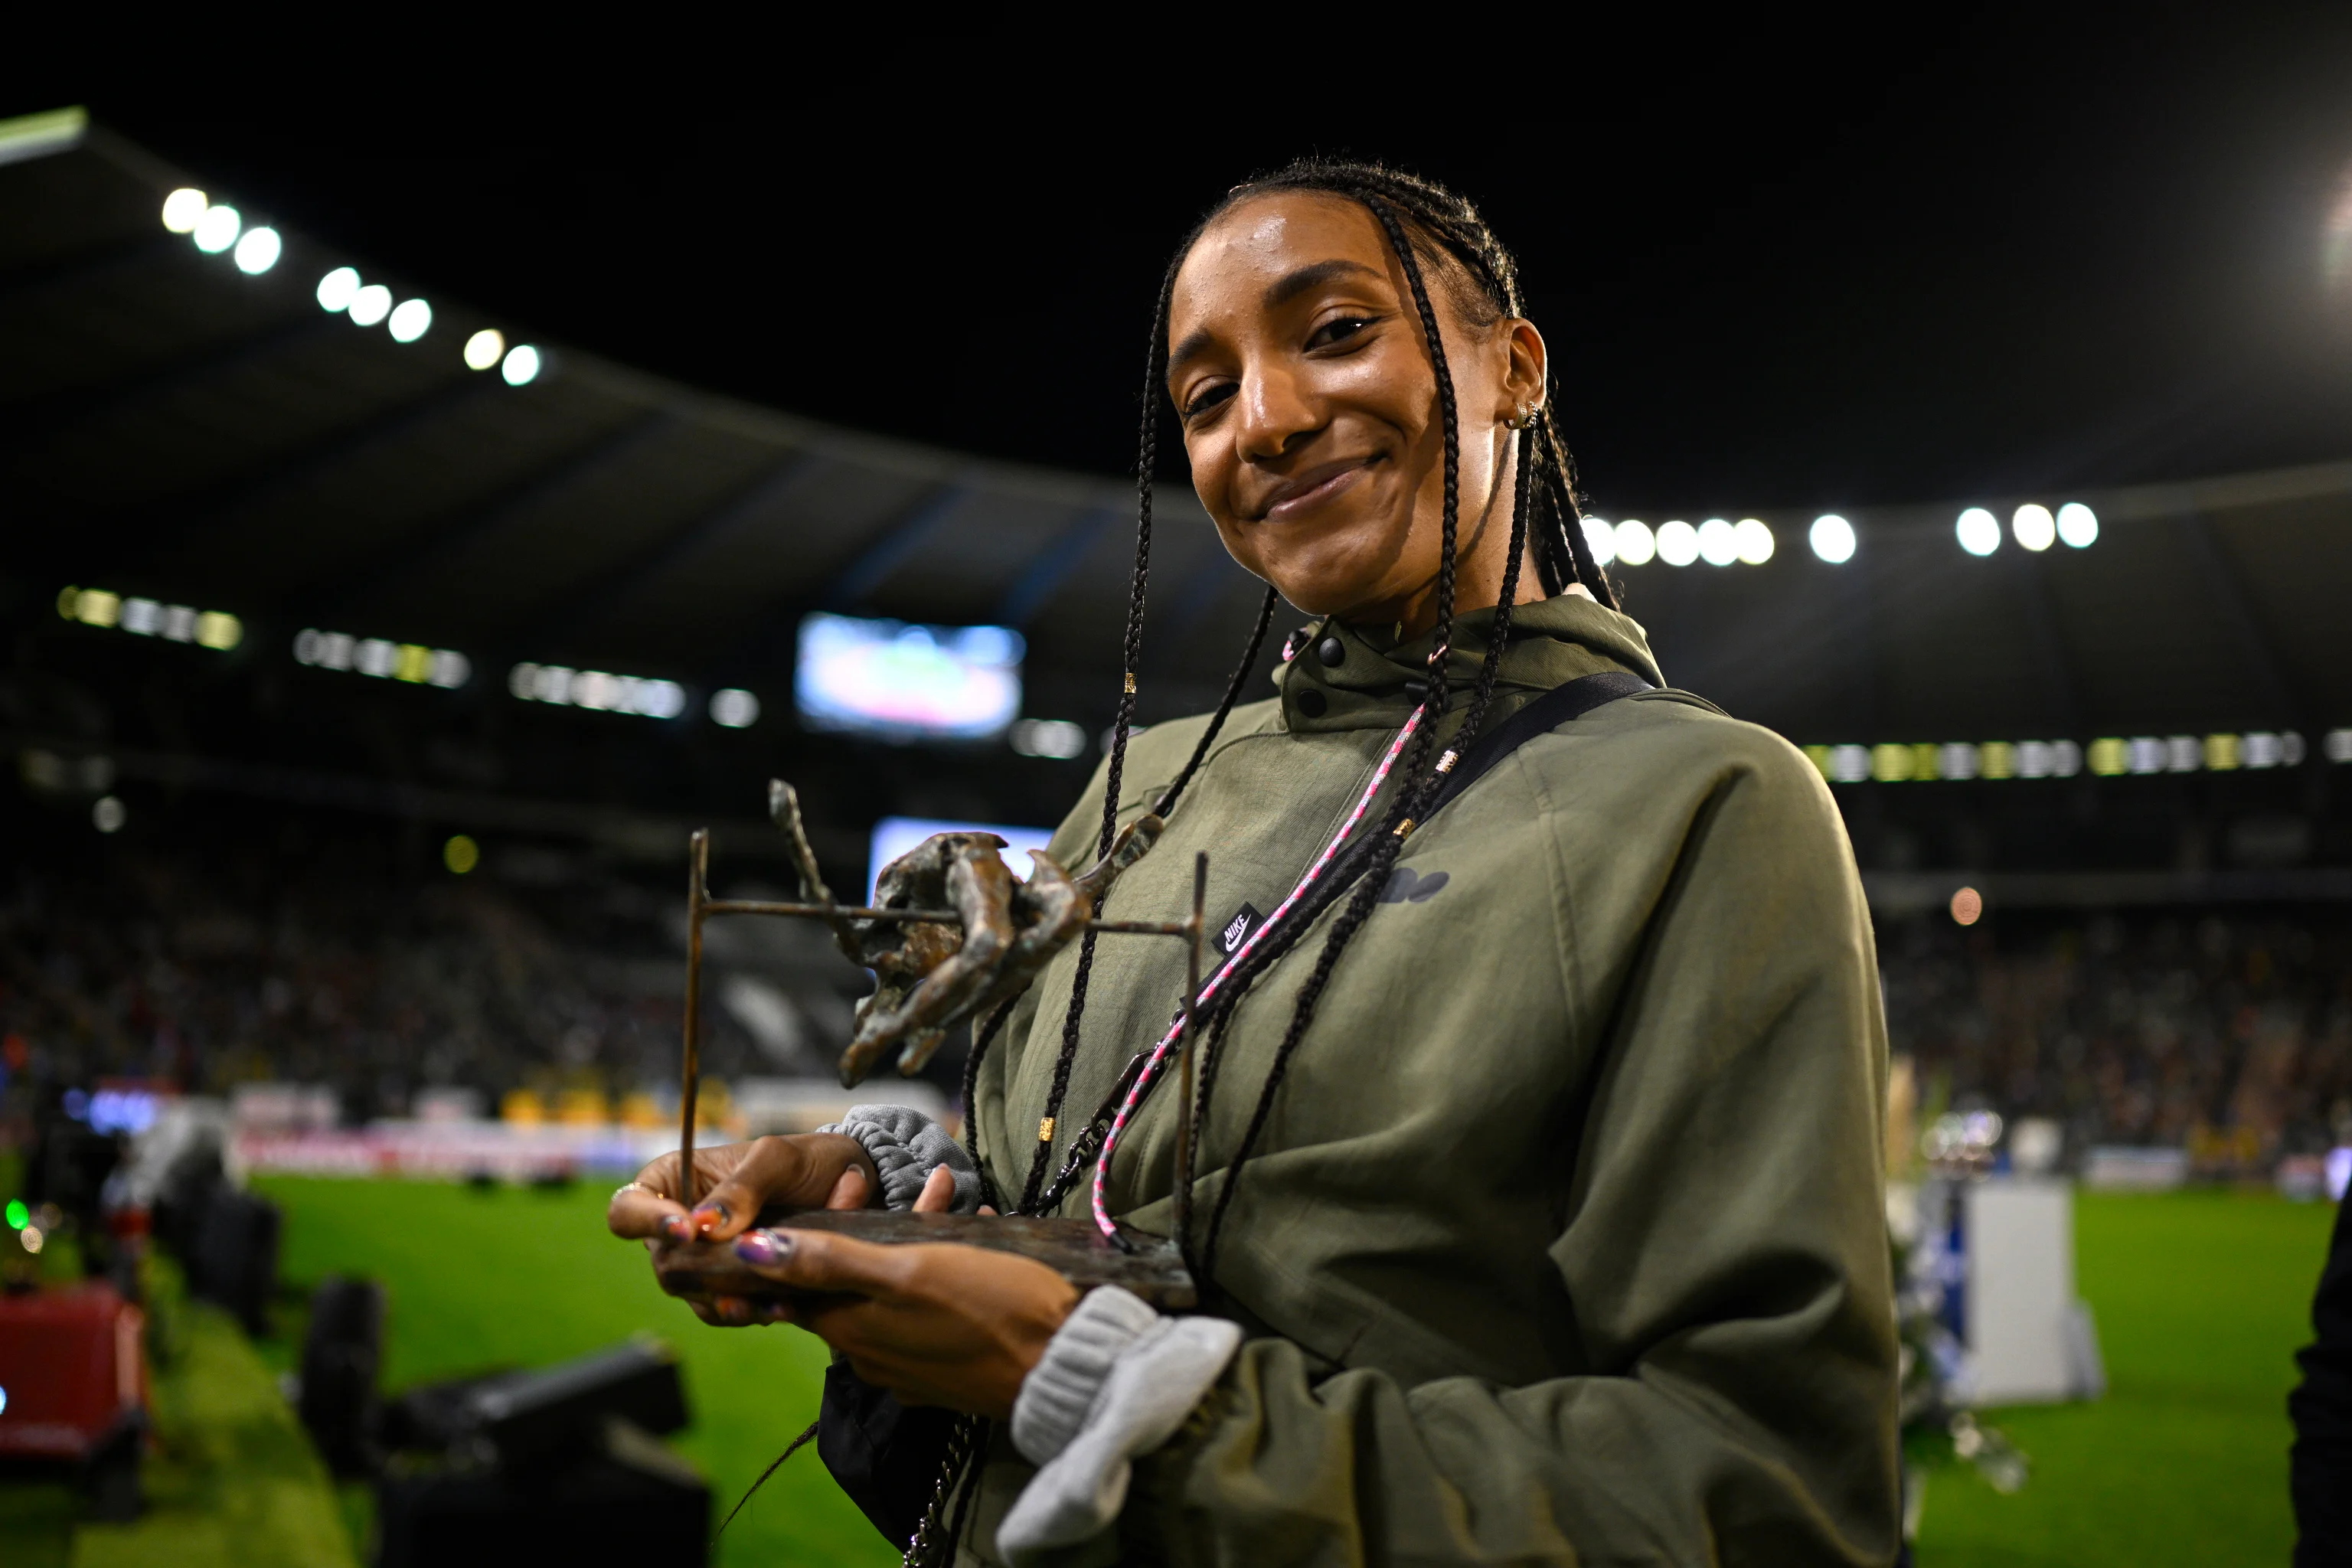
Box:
[1271,592,1666,735]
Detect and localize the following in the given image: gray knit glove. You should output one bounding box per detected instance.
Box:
[814,1104,982,1213]
[998,1285,1242,1560]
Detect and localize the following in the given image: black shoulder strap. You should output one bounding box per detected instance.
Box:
[1423,669,1654,822]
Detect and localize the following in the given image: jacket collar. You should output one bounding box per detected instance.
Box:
[1272,593,1666,736]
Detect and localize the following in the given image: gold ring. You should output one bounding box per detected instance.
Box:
[612,1180,653,1204]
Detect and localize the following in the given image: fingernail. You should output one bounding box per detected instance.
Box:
[734,1230,791,1266]
[660,1214,690,1242]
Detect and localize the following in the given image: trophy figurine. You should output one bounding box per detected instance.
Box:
[648,782,1206,1308]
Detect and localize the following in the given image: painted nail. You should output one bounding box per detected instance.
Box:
[660,1214,691,1242]
[734,1230,791,1266]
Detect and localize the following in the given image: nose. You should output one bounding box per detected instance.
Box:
[1234,359,1321,465]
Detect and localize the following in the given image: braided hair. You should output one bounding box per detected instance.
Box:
[993,162,1618,1279]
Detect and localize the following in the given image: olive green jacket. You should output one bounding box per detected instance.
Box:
[964,595,1900,1566]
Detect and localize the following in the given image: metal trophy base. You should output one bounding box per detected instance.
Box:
[652,1209,1197,1310]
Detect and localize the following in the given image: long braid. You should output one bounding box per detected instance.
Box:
[1197,192,1482,1279]
[1176,163,1550,1241]
[1455,423,1536,746]
[957,998,1018,1212]
[1155,583,1280,818]
[1018,256,1182,1214]
[1065,159,1592,1257]
[1532,408,1619,609]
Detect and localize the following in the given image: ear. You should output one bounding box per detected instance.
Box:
[1501,318,1547,423]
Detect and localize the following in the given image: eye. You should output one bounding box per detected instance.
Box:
[1306,315,1377,350]
[1181,381,1236,420]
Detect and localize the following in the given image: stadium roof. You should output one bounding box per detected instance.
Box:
[6,109,2349,745]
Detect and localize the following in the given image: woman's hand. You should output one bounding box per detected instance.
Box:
[606,1133,881,1246]
[609,1136,976,1328]
[730,1228,1081,1419]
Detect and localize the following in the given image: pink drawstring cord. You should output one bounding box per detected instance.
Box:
[1088,710,1425,1235]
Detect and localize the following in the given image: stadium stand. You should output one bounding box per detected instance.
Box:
[2,114,2350,1190]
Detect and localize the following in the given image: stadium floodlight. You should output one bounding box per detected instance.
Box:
[1008,717,1087,759]
[1580,516,1616,566]
[316,266,361,312]
[501,344,542,385]
[348,284,393,327]
[232,227,281,275]
[1696,518,1738,566]
[634,678,688,719]
[387,299,433,342]
[709,688,761,728]
[192,204,241,253]
[1612,519,1655,566]
[2056,501,2099,547]
[504,660,689,720]
[1956,507,2001,556]
[2012,503,2056,551]
[161,188,208,233]
[464,328,505,370]
[1808,514,1856,564]
[1733,518,1775,564]
[1655,519,1700,567]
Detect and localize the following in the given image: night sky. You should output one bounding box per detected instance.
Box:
[27,12,2352,514]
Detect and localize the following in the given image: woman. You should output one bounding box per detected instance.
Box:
[611,159,1900,1566]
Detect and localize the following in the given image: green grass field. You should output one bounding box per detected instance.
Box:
[1917,1190,2332,1564]
[2,1181,2334,1565]
[250,1175,896,1568]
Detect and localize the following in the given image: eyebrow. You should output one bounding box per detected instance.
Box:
[1263,257,1381,309]
[1166,258,1387,377]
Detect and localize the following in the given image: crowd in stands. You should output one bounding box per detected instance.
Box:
[0,818,781,1127]
[1882,907,2352,1162]
[6,814,2351,1165]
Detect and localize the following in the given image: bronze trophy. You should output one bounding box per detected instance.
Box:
[648,782,1204,1308]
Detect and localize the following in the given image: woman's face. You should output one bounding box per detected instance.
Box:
[1167,192,1547,632]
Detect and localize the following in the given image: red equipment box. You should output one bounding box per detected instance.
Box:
[0,1282,147,1461]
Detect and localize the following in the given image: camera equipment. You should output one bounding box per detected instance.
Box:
[296,1276,384,1476]
[374,1339,705,1567]
[0,1282,148,1521]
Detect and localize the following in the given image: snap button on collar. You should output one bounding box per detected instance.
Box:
[1316,636,1346,667]
[1295,689,1328,718]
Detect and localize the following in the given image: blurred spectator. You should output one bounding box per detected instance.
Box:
[0,818,870,1125]
[8,819,2350,1166]
[1882,910,2352,1161]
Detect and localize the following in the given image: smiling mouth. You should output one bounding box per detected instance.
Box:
[1257,457,1377,522]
